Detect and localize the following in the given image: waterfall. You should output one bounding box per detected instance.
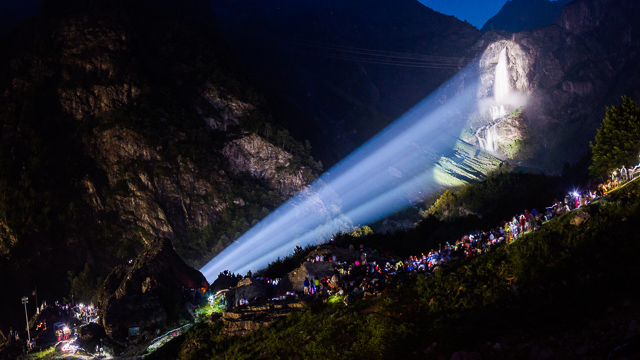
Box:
[487,48,511,121]
[489,105,506,121]
[475,47,518,156]
[494,48,510,104]
[477,124,498,153]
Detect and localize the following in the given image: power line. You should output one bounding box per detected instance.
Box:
[216,22,467,69]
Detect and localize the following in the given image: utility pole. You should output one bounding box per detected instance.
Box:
[21,297,31,348]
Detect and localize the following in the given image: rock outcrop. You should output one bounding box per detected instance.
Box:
[223,134,308,197]
[98,238,208,342]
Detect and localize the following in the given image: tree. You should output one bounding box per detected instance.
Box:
[350,225,374,237]
[590,96,640,179]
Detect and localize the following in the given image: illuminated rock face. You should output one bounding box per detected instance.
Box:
[472,43,529,159]
[467,0,640,171]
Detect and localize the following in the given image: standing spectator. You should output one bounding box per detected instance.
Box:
[621,166,628,182]
[303,277,310,295]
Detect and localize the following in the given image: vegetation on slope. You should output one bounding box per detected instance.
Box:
[590,96,640,179]
[158,177,640,359]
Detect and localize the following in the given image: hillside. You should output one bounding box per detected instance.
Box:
[0,0,320,328]
[153,177,640,359]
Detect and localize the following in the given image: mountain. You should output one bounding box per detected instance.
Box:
[211,0,640,174]
[464,0,640,171]
[0,0,320,328]
[481,0,572,33]
[208,0,482,167]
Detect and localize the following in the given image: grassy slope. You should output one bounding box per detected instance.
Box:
[155,180,640,360]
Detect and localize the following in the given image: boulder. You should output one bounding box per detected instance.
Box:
[97,238,209,342]
[570,210,591,226]
[233,277,272,304]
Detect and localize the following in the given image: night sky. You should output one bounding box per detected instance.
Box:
[0,0,557,32]
[419,0,564,29]
[418,0,509,29]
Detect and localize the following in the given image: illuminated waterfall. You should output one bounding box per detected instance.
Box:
[489,105,506,121]
[477,125,497,153]
[494,48,510,104]
[478,47,510,154]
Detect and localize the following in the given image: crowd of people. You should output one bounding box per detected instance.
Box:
[602,164,640,192]
[239,164,640,309]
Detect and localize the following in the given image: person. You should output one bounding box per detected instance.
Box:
[621,166,628,182]
[343,294,352,306]
[303,277,309,295]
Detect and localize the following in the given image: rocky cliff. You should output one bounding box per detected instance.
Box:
[464,0,640,171]
[0,0,318,329]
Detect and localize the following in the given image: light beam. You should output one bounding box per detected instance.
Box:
[201,62,482,282]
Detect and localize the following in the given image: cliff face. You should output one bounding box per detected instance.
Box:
[465,0,640,171]
[0,0,318,327]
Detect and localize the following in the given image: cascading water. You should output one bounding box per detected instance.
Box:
[493,48,510,104]
[489,47,510,121]
[478,47,510,154]
[489,105,506,121]
[477,125,498,153]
